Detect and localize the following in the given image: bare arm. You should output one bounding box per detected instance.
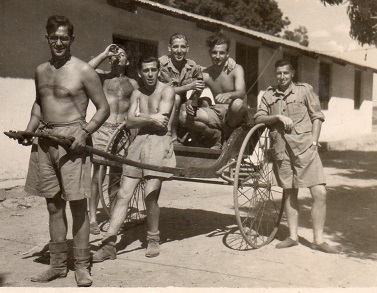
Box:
[88,44,118,69]
[25,74,42,132]
[127,86,174,129]
[70,64,110,150]
[82,64,110,133]
[20,73,42,145]
[214,65,246,104]
[255,114,293,131]
[312,119,322,143]
[156,86,175,115]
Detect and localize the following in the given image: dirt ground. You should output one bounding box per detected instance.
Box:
[0,148,377,291]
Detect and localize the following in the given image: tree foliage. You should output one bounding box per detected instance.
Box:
[151,0,308,46]
[281,26,309,47]
[320,0,377,45]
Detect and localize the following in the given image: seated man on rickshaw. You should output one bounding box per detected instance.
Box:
[179,32,247,149]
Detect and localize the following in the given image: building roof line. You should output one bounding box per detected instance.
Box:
[114,0,377,72]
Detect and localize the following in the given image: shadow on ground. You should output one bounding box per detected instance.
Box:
[94,207,251,256]
[277,151,377,260]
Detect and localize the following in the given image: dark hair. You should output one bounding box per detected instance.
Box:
[46,15,74,37]
[275,59,295,71]
[169,33,188,45]
[206,33,230,51]
[137,56,160,70]
[116,44,131,60]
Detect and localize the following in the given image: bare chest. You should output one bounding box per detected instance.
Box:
[205,71,235,95]
[138,93,161,114]
[103,77,134,98]
[37,67,84,99]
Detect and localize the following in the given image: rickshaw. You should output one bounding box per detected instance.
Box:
[5,110,285,249]
[90,116,285,249]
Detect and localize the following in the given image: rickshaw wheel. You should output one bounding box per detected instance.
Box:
[98,122,146,225]
[233,124,285,248]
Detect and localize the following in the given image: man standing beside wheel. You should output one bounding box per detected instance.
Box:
[87,44,139,235]
[254,59,338,254]
[92,56,175,261]
[21,15,110,286]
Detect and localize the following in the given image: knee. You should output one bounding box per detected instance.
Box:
[179,104,187,125]
[175,94,181,106]
[116,185,132,202]
[312,185,327,203]
[230,98,245,114]
[47,205,63,217]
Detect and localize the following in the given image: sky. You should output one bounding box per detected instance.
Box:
[275,0,377,68]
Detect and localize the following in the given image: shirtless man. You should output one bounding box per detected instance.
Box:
[179,33,247,148]
[21,15,109,286]
[92,56,175,262]
[87,44,139,235]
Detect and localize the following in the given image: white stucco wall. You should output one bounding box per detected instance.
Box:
[321,65,373,141]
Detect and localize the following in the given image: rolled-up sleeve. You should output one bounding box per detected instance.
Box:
[254,95,270,120]
[304,84,325,122]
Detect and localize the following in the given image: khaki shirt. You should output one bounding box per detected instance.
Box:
[158,55,201,98]
[254,82,325,160]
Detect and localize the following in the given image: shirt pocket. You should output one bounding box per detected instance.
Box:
[294,120,312,134]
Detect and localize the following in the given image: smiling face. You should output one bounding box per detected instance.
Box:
[275,64,295,91]
[168,38,189,63]
[139,61,159,88]
[46,26,73,59]
[209,43,229,67]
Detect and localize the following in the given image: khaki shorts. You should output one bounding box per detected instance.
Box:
[122,133,176,179]
[201,104,228,130]
[24,121,92,201]
[92,122,119,160]
[273,145,326,189]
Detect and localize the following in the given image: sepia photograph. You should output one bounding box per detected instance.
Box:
[0,0,377,291]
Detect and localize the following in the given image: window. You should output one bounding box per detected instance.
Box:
[354,70,362,110]
[319,62,331,110]
[113,35,158,81]
[235,43,258,108]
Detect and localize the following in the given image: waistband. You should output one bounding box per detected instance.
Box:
[40,119,86,129]
[102,122,121,128]
[137,128,171,136]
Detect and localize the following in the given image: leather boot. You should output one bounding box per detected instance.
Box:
[31,241,68,283]
[146,231,160,258]
[92,234,117,263]
[73,246,92,287]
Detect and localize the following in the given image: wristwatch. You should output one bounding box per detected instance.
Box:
[82,128,91,136]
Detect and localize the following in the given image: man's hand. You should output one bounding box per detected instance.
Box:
[188,79,205,91]
[311,144,319,152]
[277,115,293,132]
[69,130,87,152]
[185,100,196,117]
[16,133,34,146]
[151,113,169,128]
[226,58,236,71]
[214,93,232,104]
[104,44,121,58]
